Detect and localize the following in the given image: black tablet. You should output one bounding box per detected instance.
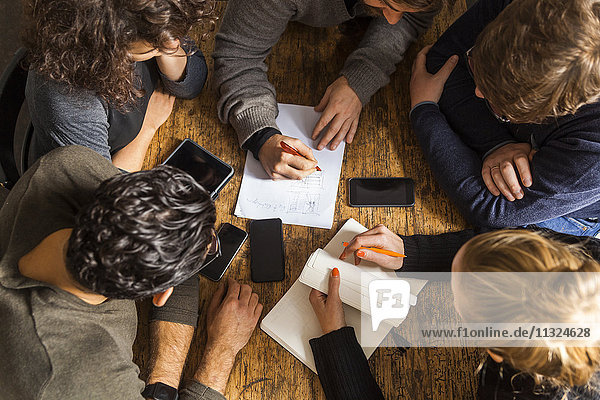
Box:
[162,139,234,199]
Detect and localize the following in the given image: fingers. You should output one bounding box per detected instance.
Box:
[312,107,335,140]
[207,280,227,315]
[226,278,241,300]
[316,114,345,150]
[490,166,515,201]
[253,302,263,319]
[314,88,331,113]
[309,288,327,310]
[286,153,318,171]
[355,248,398,269]
[500,161,524,199]
[239,283,252,305]
[413,45,432,73]
[436,55,459,82]
[346,119,358,144]
[339,224,388,259]
[514,154,532,187]
[249,292,259,310]
[328,268,341,301]
[482,166,501,196]
[329,119,352,150]
[287,138,316,161]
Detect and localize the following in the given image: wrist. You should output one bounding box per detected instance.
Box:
[192,342,236,394]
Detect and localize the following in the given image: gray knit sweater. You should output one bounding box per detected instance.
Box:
[213,0,435,146]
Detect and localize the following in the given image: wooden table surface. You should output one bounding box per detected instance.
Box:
[134,1,484,398]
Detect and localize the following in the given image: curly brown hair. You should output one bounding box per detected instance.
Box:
[24,0,215,109]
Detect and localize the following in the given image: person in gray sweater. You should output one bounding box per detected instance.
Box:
[0,146,262,400]
[213,0,444,180]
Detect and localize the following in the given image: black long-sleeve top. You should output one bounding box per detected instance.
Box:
[309,228,600,400]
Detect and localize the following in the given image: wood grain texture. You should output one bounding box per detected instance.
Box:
[134,1,484,399]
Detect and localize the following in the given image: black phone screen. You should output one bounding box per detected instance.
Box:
[250,218,285,283]
[163,139,233,198]
[349,178,415,207]
[200,223,247,281]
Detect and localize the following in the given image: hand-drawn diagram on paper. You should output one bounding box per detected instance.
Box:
[234,104,345,229]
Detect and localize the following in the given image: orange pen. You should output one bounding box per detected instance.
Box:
[342,242,406,258]
[280,141,321,171]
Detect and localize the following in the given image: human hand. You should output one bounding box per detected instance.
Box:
[481,143,536,201]
[339,224,404,270]
[204,278,263,359]
[309,268,346,335]
[410,45,458,109]
[142,87,176,132]
[258,134,318,180]
[312,76,362,151]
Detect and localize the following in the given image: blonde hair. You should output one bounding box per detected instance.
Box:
[458,230,600,388]
[471,0,600,123]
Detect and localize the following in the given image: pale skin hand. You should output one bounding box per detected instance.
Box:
[258,133,317,180]
[409,45,458,109]
[112,87,175,172]
[309,268,347,335]
[129,39,188,82]
[482,143,537,201]
[339,224,405,270]
[193,278,262,394]
[312,76,362,151]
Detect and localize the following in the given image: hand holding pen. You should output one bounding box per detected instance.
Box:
[339,224,405,270]
[257,134,319,180]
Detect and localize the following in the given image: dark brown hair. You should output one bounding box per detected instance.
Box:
[24,0,215,109]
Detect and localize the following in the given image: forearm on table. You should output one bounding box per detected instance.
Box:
[111,125,156,172]
[192,344,236,395]
[156,46,188,82]
[147,321,195,388]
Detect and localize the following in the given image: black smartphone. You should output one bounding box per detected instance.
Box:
[250,218,285,283]
[200,223,247,281]
[162,138,234,200]
[348,177,415,207]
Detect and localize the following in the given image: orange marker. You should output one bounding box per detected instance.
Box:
[342,242,406,258]
[280,141,321,171]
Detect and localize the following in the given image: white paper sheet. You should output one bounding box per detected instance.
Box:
[260,219,428,373]
[260,279,392,373]
[234,103,345,229]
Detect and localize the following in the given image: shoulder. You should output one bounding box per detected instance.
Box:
[26,70,108,121]
[36,146,119,183]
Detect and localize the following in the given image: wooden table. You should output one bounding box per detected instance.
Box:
[135,1,483,398]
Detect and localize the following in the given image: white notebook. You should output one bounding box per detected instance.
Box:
[260,219,427,373]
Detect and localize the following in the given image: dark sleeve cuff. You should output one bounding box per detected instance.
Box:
[309,327,384,400]
[398,230,477,274]
[409,101,440,121]
[242,127,280,160]
[150,275,199,327]
[159,41,207,100]
[179,380,226,400]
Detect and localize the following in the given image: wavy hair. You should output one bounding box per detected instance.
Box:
[23,0,215,109]
[458,230,600,390]
[66,165,216,299]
